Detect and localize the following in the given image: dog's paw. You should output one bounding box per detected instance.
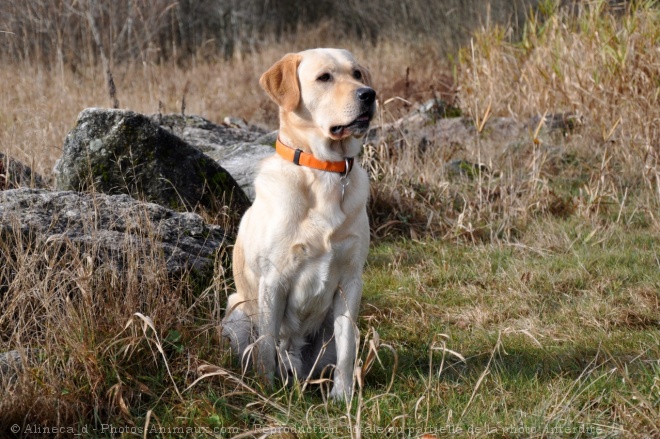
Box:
[221,309,253,357]
[328,381,352,402]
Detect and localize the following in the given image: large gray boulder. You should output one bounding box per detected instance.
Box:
[54,108,250,216]
[154,114,276,201]
[0,189,226,276]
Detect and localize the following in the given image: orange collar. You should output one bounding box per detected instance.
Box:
[276,138,354,175]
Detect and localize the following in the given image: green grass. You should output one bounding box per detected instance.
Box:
[350,220,659,436]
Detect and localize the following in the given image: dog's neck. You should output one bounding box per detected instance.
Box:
[278,113,360,162]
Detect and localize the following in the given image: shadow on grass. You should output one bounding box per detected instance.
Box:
[363,332,658,390]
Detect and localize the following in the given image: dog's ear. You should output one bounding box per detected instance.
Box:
[260,53,302,112]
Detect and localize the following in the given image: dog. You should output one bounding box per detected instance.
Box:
[221,48,375,401]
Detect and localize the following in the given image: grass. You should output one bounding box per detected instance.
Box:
[358,220,659,436]
[2,1,660,438]
[6,220,654,437]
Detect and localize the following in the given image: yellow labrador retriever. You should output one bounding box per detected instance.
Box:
[222,48,375,401]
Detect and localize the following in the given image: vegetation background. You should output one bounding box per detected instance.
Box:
[1,0,659,438]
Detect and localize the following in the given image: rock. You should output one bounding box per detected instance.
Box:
[528,112,583,133]
[154,113,267,152]
[154,113,275,201]
[444,159,489,178]
[367,109,579,170]
[223,116,249,130]
[418,98,462,119]
[0,350,35,389]
[0,189,227,277]
[203,141,275,201]
[0,350,22,390]
[54,108,250,216]
[0,350,22,378]
[0,152,47,190]
[254,130,279,147]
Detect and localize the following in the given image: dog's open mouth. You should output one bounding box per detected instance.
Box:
[330,111,373,138]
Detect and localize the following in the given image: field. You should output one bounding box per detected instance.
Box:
[1,1,659,438]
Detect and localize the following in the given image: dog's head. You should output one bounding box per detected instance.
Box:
[260,48,376,159]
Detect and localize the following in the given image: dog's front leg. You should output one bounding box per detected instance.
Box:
[256,273,286,386]
[329,278,362,402]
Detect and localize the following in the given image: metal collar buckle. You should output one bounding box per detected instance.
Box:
[340,157,351,201]
[341,158,352,179]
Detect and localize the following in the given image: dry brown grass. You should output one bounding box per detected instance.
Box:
[0,212,212,426]
[460,0,660,200]
[362,0,660,240]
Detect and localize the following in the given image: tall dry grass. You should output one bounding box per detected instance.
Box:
[363,0,660,240]
[0,209,226,427]
[2,1,658,239]
[460,0,660,203]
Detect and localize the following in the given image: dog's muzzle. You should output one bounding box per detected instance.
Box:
[329,87,377,138]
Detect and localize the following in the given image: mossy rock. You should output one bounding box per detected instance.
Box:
[54,108,250,219]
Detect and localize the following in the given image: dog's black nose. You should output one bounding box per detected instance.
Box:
[357,88,376,105]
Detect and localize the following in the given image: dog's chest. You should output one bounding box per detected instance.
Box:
[285,209,357,331]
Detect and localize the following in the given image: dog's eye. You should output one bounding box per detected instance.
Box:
[353,70,363,80]
[317,73,332,82]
